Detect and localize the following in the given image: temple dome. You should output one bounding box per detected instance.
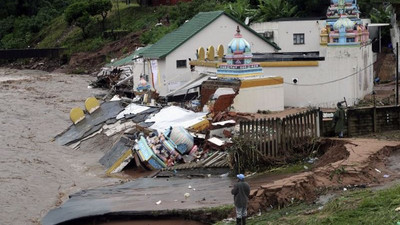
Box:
[228,26,251,53]
[333,16,355,31]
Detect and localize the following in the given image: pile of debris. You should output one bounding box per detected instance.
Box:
[54,94,240,175]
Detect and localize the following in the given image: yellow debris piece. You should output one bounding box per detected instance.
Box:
[70,107,85,124]
[106,149,133,175]
[188,118,210,132]
[85,97,100,114]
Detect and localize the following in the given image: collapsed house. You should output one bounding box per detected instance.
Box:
[54,85,244,175]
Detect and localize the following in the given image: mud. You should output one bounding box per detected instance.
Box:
[247,139,400,214]
[2,68,400,225]
[387,149,400,172]
[313,139,350,168]
[0,68,120,225]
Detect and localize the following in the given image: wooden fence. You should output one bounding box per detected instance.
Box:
[239,108,320,157]
[347,106,400,136]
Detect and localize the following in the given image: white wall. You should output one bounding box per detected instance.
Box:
[250,20,326,53]
[153,15,277,95]
[194,46,374,108]
[233,84,284,113]
[262,46,373,108]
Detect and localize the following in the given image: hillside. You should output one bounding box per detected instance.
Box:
[0,0,388,73]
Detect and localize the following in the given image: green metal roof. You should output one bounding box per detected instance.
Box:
[140,11,280,59]
[106,45,152,67]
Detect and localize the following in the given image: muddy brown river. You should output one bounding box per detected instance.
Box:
[83,219,206,225]
[0,69,120,225]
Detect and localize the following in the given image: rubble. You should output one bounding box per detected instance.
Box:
[55,91,240,175]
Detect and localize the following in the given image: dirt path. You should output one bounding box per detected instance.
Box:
[0,68,119,225]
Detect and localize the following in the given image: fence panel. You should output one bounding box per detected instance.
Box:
[239,108,320,158]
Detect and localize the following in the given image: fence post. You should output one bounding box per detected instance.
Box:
[347,108,351,137]
[290,115,294,146]
[276,118,281,157]
[255,119,259,161]
[306,111,311,136]
[261,118,267,155]
[240,121,243,136]
[316,109,321,137]
[281,118,286,154]
[373,106,377,133]
[272,118,276,157]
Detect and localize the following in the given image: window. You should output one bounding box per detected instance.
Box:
[176,60,187,68]
[293,33,305,45]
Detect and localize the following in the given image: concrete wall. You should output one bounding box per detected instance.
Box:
[194,46,373,108]
[152,15,277,95]
[263,46,373,108]
[233,84,284,113]
[250,20,325,53]
[250,19,371,55]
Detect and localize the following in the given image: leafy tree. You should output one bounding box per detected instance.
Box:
[76,12,93,38]
[169,0,224,26]
[224,0,257,23]
[136,0,151,6]
[370,3,393,23]
[256,0,298,22]
[65,1,92,37]
[358,0,377,17]
[370,3,393,47]
[88,0,112,31]
[288,0,330,17]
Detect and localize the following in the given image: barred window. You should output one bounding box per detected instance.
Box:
[176,60,187,68]
[293,33,305,45]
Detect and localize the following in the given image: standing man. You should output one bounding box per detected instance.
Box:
[333,102,345,138]
[231,174,250,225]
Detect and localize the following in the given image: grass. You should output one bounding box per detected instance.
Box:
[265,162,312,175]
[32,0,225,59]
[215,185,400,225]
[35,16,69,48]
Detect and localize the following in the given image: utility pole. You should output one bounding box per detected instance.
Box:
[397,42,399,106]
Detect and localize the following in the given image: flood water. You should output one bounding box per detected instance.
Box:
[82,219,206,225]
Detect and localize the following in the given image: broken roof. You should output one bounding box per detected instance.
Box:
[140,11,280,59]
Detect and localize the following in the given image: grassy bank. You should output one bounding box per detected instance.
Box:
[216,184,400,225]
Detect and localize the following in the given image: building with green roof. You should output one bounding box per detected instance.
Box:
[138,10,281,96]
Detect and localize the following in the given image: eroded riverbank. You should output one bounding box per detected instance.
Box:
[0,68,120,225]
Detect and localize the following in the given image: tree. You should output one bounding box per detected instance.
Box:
[370,3,393,23]
[136,0,151,7]
[88,0,112,31]
[76,12,93,38]
[287,0,330,17]
[256,0,298,22]
[224,0,257,23]
[65,1,92,37]
[370,3,393,47]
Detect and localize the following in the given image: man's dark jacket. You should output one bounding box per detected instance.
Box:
[231,180,250,208]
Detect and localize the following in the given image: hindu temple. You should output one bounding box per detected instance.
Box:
[321,0,369,46]
[217,26,264,79]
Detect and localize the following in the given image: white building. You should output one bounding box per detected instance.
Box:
[138,11,280,96]
[114,0,375,109]
[250,18,327,54]
[245,0,374,108]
